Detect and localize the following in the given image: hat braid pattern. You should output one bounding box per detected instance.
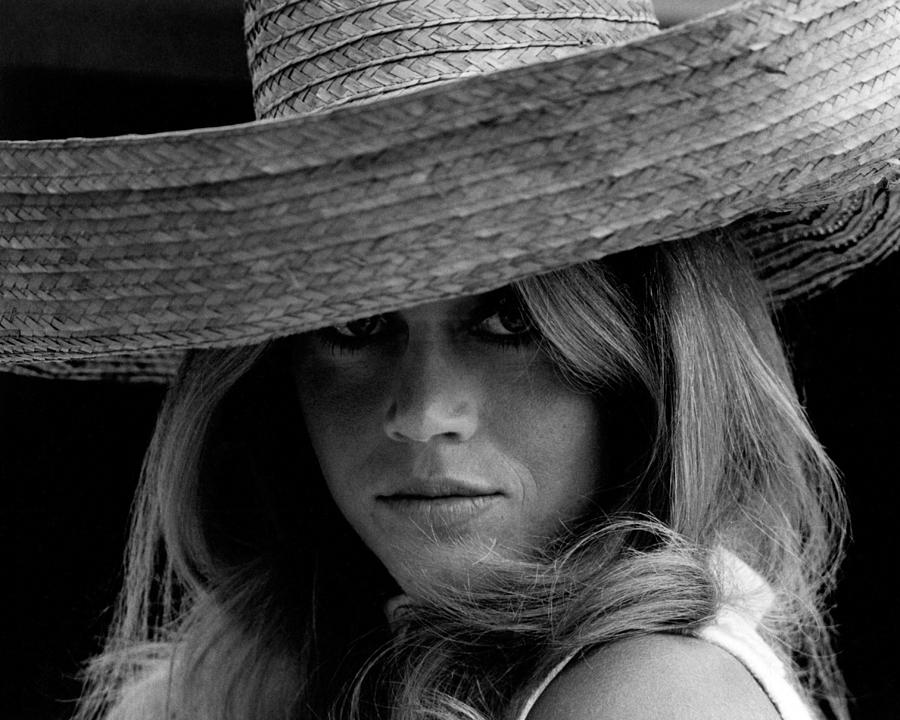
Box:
[244,0,658,117]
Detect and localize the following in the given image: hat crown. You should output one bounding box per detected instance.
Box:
[244,0,659,118]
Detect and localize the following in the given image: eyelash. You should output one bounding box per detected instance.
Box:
[317,325,387,355]
[317,302,536,354]
[469,318,534,349]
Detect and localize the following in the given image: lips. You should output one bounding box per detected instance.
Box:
[378,478,500,500]
[376,481,503,532]
[371,469,506,534]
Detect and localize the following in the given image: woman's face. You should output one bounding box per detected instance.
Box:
[291,289,608,595]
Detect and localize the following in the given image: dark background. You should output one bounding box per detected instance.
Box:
[2,1,897,718]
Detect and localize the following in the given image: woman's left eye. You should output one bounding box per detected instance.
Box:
[472,294,535,346]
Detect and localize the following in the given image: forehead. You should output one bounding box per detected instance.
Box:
[388,291,500,324]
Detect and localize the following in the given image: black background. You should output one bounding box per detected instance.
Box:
[2,1,898,718]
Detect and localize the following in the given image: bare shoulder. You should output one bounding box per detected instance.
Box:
[527,633,781,720]
[105,663,172,720]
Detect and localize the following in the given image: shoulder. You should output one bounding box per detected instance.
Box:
[105,663,173,720]
[526,633,781,720]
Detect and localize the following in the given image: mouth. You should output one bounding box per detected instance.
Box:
[380,492,502,504]
[376,480,503,527]
[379,478,501,501]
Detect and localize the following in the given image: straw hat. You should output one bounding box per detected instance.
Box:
[2,0,898,382]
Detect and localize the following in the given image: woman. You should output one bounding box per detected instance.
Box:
[75,236,848,720]
[1,1,898,719]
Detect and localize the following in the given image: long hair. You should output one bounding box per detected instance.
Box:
[75,235,848,720]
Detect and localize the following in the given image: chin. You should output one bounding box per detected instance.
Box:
[383,533,526,598]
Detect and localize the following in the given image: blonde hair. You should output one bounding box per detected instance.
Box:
[519,239,846,707]
[75,235,848,720]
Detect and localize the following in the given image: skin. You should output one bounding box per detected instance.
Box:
[291,289,607,596]
[290,287,782,719]
[528,634,781,720]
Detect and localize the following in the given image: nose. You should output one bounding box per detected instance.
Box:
[383,338,479,443]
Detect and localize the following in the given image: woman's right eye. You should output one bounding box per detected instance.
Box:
[317,314,393,352]
[332,315,389,338]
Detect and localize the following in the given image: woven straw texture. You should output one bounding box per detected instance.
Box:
[246,0,658,116]
[1,0,899,382]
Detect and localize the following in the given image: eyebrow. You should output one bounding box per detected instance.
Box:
[386,288,514,330]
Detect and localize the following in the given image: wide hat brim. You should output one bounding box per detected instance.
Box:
[2,0,899,381]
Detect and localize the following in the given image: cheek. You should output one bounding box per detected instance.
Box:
[486,364,604,522]
[290,349,389,488]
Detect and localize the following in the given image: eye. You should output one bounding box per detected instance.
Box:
[331,314,389,339]
[316,313,394,353]
[472,292,535,345]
